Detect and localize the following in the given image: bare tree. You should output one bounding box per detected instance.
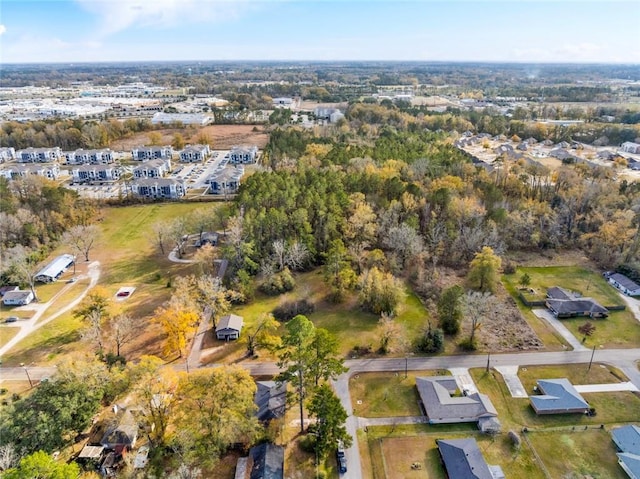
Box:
[62,224,101,262]
[382,223,424,268]
[462,291,495,349]
[0,444,18,471]
[285,240,309,271]
[152,221,171,255]
[2,245,39,301]
[110,313,137,357]
[169,217,189,258]
[82,309,105,354]
[272,239,287,271]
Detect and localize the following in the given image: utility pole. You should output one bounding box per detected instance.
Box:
[486,352,491,373]
[20,363,33,388]
[588,345,596,372]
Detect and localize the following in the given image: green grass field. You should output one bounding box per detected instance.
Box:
[503,266,640,348]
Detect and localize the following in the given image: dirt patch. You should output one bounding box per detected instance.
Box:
[109,124,269,151]
[505,249,596,268]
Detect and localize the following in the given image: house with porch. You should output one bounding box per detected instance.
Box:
[216,314,243,340]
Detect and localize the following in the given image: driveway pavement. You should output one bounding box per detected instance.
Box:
[332,374,363,479]
[495,366,528,397]
[449,368,478,394]
[532,309,588,351]
[617,292,640,323]
[574,382,639,393]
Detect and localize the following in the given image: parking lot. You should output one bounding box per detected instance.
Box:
[170,149,231,189]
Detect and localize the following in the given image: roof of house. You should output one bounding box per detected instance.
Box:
[416,377,497,423]
[34,254,74,280]
[133,158,170,170]
[255,381,287,422]
[530,378,589,412]
[133,177,184,187]
[546,298,608,316]
[0,285,19,296]
[609,273,640,292]
[212,167,244,182]
[2,290,33,302]
[612,425,640,454]
[546,286,574,300]
[216,314,244,332]
[248,443,284,479]
[78,445,105,459]
[436,438,494,479]
[100,410,138,447]
[617,452,640,479]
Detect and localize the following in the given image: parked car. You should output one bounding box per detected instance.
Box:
[117,291,130,297]
[5,317,19,323]
[67,277,77,283]
[336,441,346,473]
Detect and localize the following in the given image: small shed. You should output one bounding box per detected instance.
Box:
[2,290,34,306]
[216,314,244,340]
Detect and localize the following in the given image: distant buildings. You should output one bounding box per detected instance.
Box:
[133,158,172,178]
[0,147,16,162]
[621,142,640,154]
[209,166,244,195]
[64,148,115,165]
[0,163,60,181]
[314,107,344,123]
[151,112,211,126]
[179,144,210,163]
[71,164,121,184]
[130,178,186,199]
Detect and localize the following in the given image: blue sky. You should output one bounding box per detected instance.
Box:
[1,1,639,64]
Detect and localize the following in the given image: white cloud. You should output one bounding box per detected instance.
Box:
[75,0,258,36]
[0,24,6,36]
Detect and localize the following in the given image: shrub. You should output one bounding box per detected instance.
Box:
[298,434,316,453]
[508,430,521,451]
[502,259,516,275]
[272,299,315,322]
[458,337,477,351]
[416,327,444,353]
[259,268,296,295]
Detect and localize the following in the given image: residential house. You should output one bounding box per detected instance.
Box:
[272,97,294,107]
[100,408,138,451]
[216,314,244,340]
[235,443,284,479]
[0,163,60,181]
[34,254,75,283]
[416,377,500,431]
[133,158,172,178]
[209,166,244,195]
[229,146,258,165]
[130,178,186,199]
[194,232,219,248]
[131,146,173,161]
[2,290,34,306]
[612,425,640,479]
[0,147,16,162]
[529,378,589,415]
[545,287,609,319]
[255,381,287,422]
[65,148,115,165]
[436,438,505,479]
[179,144,210,163]
[71,164,120,184]
[621,142,640,154]
[0,286,19,297]
[17,147,63,163]
[608,273,640,296]
[550,148,580,163]
[314,107,344,123]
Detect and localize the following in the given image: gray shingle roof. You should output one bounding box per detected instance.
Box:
[255,381,287,422]
[610,273,640,292]
[216,314,244,333]
[416,377,497,424]
[530,378,589,414]
[437,438,493,479]
[546,298,608,316]
[546,287,574,300]
[248,443,284,479]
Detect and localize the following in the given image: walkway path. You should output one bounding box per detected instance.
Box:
[532,309,588,351]
[574,381,639,393]
[0,261,101,358]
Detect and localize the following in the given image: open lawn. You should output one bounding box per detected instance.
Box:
[517,363,627,392]
[503,266,640,348]
[362,425,544,479]
[222,269,431,362]
[527,429,627,479]
[470,367,640,431]
[0,327,19,349]
[349,371,448,418]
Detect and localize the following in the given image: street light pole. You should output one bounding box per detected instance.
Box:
[588,345,596,372]
[20,363,33,388]
[405,356,408,379]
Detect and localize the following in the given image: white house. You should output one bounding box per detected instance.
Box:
[0,147,16,162]
[229,146,258,165]
[608,273,640,296]
[133,158,171,178]
[314,107,344,123]
[34,254,75,283]
[216,314,243,340]
[179,145,210,163]
[130,178,186,199]
[272,97,294,107]
[621,142,640,154]
[131,146,173,161]
[17,147,63,163]
[71,164,121,184]
[2,290,34,306]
